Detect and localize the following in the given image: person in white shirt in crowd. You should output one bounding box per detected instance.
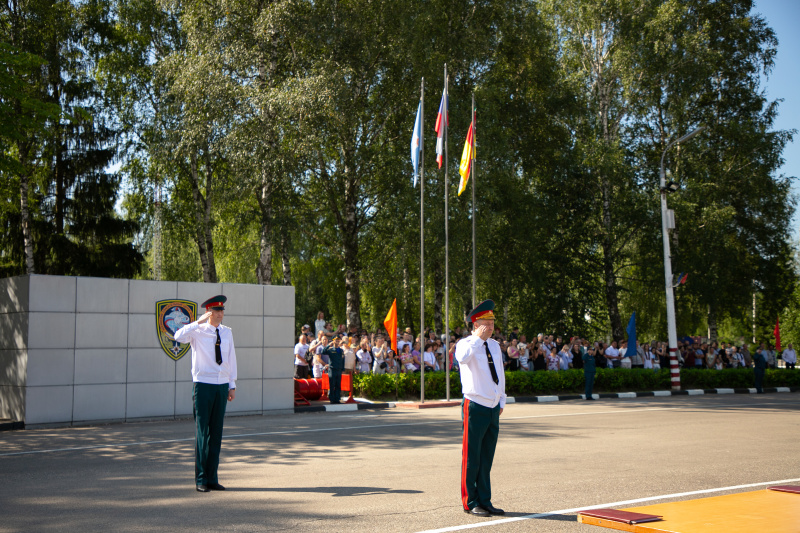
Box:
[355,337,372,373]
[729,346,744,368]
[619,341,632,369]
[422,343,439,372]
[605,341,620,368]
[546,346,560,371]
[518,341,530,371]
[314,311,326,336]
[173,295,237,493]
[456,300,506,518]
[558,343,572,370]
[782,343,796,369]
[372,336,388,374]
[294,334,310,379]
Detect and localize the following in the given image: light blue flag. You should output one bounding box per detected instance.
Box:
[626,311,637,358]
[410,100,422,186]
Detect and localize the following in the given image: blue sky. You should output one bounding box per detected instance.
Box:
[754,0,800,236]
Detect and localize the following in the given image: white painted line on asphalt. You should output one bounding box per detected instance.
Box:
[415,477,800,533]
[0,406,676,457]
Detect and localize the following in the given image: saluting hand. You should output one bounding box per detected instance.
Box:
[198,311,213,323]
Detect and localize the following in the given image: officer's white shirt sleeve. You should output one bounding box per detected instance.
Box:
[456,336,506,409]
[174,321,237,388]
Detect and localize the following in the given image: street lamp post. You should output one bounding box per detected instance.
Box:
[660,126,705,391]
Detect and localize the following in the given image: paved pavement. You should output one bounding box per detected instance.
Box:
[1,393,798,532]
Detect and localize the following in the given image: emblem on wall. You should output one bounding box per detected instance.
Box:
[156,299,197,361]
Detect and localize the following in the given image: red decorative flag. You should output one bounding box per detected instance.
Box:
[434,89,447,168]
[384,299,398,353]
[774,316,781,352]
[679,273,688,285]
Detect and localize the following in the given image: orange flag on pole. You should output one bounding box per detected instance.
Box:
[384,299,398,353]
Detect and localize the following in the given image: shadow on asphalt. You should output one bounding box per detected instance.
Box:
[227,485,423,497]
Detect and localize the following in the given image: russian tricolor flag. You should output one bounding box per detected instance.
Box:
[435,89,447,168]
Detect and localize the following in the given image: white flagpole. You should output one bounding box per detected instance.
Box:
[444,64,450,402]
[420,78,426,404]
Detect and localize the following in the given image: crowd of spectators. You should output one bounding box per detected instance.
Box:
[293,311,797,378]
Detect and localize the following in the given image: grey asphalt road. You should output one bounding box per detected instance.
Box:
[1,394,798,533]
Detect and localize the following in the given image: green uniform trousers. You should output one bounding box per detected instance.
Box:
[193,382,228,485]
[461,398,501,510]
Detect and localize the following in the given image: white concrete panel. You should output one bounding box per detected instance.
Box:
[175,381,194,416]
[0,275,29,314]
[0,313,28,350]
[177,282,222,310]
[263,285,294,317]
[222,315,262,348]
[73,384,125,422]
[0,385,24,420]
[219,283,263,316]
[127,348,176,383]
[128,313,163,349]
[77,277,129,313]
[176,351,193,382]
[262,378,294,411]
[29,275,76,312]
[26,349,74,386]
[0,349,26,386]
[263,347,294,379]
[74,348,127,385]
[75,313,128,349]
[25,385,73,425]
[128,280,178,314]
[263,316,295,348]
[233,347,262,380]
[226,378,261,413]
[28,312,74,350]
[126,382,176,419]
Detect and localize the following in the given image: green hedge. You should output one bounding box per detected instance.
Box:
[352,368,800,401]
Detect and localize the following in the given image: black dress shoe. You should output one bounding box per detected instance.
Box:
[196,485,210,492]
[484,504,505,515]
[468,506,490,517]
[207,483,225,491]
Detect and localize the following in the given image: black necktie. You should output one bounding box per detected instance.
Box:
[215,328,222,365]
[484,342,499,385]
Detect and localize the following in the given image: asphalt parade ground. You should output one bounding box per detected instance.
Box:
[1,394,798,533]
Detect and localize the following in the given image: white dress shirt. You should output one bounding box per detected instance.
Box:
[782,348,796,364]
[456,335,506,409]
[174,321,237,389]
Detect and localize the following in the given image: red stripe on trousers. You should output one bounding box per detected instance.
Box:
[461,398,470,510]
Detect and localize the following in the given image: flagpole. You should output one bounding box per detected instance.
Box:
[471,93,476,309]
[444,64,450,402]
[420,78,426,404]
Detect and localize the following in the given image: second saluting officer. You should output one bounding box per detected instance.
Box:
[174,295,238,493]
[456,300,506,517]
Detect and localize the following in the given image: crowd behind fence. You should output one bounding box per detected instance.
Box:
[292,313,797,379]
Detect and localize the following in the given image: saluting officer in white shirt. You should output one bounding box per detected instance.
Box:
[456,299,506,518]
[174,294,237,493]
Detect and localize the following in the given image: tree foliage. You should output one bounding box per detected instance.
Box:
[1,0,795,345]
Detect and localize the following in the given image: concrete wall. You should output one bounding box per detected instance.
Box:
[0,275,295,426]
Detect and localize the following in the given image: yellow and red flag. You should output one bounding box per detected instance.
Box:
[458,116,474,196]
[384,299,398,352]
